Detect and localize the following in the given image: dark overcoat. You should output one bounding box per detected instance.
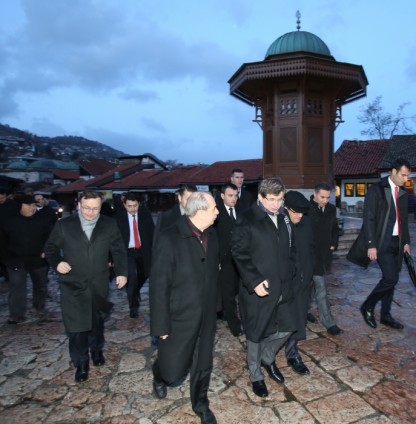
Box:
[348,177,410,269]
[309,200,339,275]
[44,214,127,333]
[280,215,315,340]
[150,216,219,383]
[231,204,296,343]
[114,204,154,278]
[153,204,182,245]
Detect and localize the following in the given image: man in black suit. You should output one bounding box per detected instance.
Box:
[151,192,219,424]
[154,184,197,241]
[34,193,58,227]
[232,178,297,398]
[215,182,242,336]
[115,192,154,318]
[230,168,254,212]
[44,190,127,382]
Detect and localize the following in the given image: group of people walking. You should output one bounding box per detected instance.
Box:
[0,158,411,424]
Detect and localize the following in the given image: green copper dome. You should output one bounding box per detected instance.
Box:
[265,30,332,59]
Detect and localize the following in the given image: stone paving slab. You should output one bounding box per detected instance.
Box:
[0,220,415,423]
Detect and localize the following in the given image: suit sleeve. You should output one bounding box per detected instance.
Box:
[109,221,128,277]
[363,186,380,249]
[44,221,65,270]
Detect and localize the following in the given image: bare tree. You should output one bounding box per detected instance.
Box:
[358,95,415,139]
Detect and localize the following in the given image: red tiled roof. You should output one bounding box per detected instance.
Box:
[334,140,390,177]
[185,159,263,184]
[52,170,80,180]
[79,159,116,176]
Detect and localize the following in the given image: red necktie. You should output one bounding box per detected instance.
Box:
[395,186,400,237]
[132,215,141,248]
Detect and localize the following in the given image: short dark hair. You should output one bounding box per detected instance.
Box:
[124,192,140,203]
[177,184,197,196]
[391,158,411,172]
[231,168,243,175]
[221,182,238,194]
[314,182,332,193]
[79,190,102,201]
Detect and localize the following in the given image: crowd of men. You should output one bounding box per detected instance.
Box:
[0,158,411,424]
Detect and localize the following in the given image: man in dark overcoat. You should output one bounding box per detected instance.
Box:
[114,192,154,318]
[277,191,315,375]
[308,182,343,335]
[230,168,254,212]
[231,178,296,398]
[150,191,219,424]
[45,190,127,383]
[348,158,411,329]
[215,182,243,336]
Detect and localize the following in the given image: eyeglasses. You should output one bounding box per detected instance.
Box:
[264,197,284,204]
[80,205,101,213]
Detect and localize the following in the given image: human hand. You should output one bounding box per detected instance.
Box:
[115,276,127,288]
[57,261,71,274]
[254,280,269,297]
[368,247,377,261]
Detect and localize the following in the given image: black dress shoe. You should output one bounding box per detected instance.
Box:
[231,327,244,337]
[194,408,217,424]
[380,314,404,329]
[327,325,344,335]
[307,312,317,323]
[91,351,105,366]
[153,379,167,399]
[360,304,377,328]
[287,357,310,375]
[216,311,225,321]
[252,380,268,397]
[75,361,89,383]
[262,361,284,383]
[129,308,138,318]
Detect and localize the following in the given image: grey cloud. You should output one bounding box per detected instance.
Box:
[119,88,159,102]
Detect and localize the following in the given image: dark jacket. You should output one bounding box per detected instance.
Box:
[1,212,51,270]
[150,216,219,383]
[236,188,254,213]
[44,214,127,333]
[215,200,237,262]
[231,204,296,342]
[114,204,154,278]
[348,177,410,269]
[153,204,182,245]
[309,199,339,275]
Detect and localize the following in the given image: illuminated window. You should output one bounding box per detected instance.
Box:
[356,183,366,197]
[344,183,354,197]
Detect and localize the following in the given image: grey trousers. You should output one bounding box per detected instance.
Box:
[311,274,335,329]
[246,330,292,382]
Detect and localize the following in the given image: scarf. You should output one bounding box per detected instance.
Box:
[78,210,100,240]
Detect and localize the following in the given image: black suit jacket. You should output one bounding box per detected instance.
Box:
[215,200,237,261]
[114,204,155,278]
[236,188,254,213]
[153,204,182,245]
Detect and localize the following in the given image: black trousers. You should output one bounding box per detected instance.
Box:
[68,311,104,366]
[364,236,400,318]
[218,257,241,334]
[153,336,212,413]
[126,248,146,310]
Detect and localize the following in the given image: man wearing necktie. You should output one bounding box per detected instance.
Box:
[215,182,243,336]
[115,192,154,318]
[230,168,254,212]
[349,158,411,330]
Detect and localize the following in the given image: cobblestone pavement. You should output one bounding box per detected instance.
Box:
[1,219,415,423]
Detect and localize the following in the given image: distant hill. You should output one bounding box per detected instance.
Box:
[0,123,126,163]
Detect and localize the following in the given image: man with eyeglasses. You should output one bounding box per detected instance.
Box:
[45,190,127,383]
[231,178,297,398]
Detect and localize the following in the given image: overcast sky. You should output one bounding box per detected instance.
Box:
[1,0,416,164]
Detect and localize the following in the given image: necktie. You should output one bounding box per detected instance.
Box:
[229,207,235,222]
[395,186,401,237]
[132,215,141,248]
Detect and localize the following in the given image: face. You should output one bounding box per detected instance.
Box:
[79,197,102,221]
[390,166,410,187]
[0,194,7,205]
[20,202,37,217]
[197,195,219,230]
[313,189,331,208]
[178,190,193,209]
[124,199,140,215]
[230,172,244,189]
[34,195,46,207]
[258,192,285,214]
[221,188,238,208]
[286,207,303,225]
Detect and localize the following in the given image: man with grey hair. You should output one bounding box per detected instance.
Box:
[232,178,297,398]
[150,191,219,424]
